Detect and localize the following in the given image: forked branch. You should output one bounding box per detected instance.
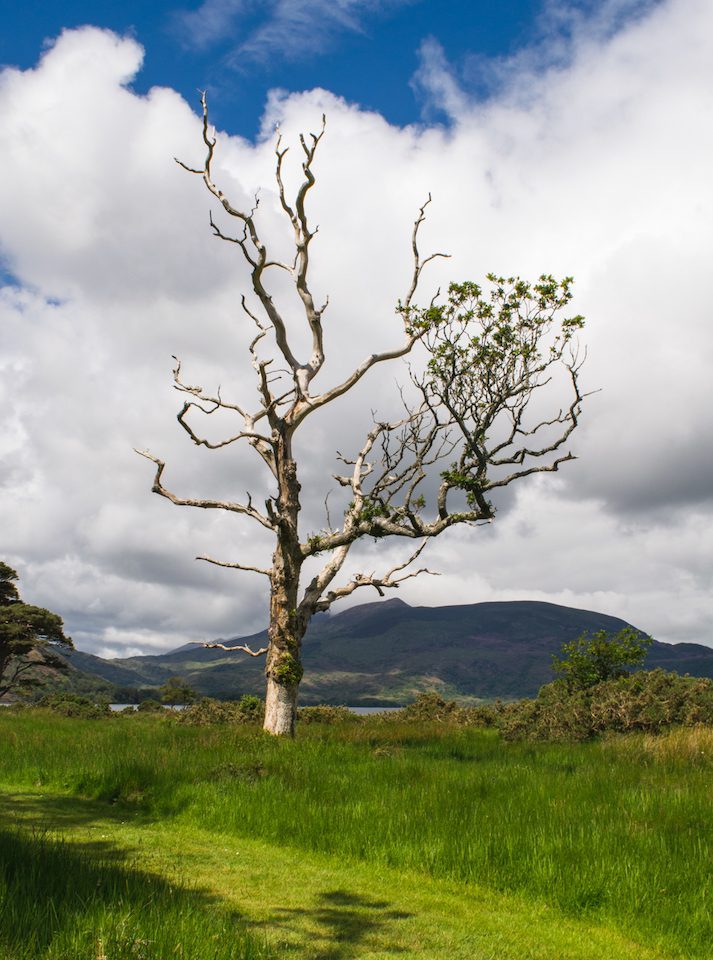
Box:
[134,450,275,530]
[310,540,439,615]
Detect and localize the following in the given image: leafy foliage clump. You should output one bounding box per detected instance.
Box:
[37,693,111,719]
[497,626,710,742]
[176,696,265,726]
[297,705,360,725]
[500,670,713,741]
[552,627,652,690]
[136,698,165,713]
[158,675,197,704]
[396,692,500,726]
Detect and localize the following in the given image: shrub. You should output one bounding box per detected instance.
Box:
[394,693,501,726]
[552,627,651,690]
[176,696,265,725]
[37,693,111,719]
[236,694,264,721]
[501,669,713,741]
[136,698,164,713]
[398,693,462,722]
[297,705,360,724]
[158,675,197,704]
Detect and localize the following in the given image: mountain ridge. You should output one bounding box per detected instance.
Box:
[65,599,713,704]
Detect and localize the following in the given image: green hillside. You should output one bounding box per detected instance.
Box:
[64,599,713,704]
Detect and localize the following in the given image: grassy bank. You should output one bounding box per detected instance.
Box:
[1,711,711,958]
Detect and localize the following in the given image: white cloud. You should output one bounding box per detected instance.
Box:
[413,0,666,119]
[174,0,414,62]
[1,3,712,659]
[174,0,247,51]
[411,36,471,121]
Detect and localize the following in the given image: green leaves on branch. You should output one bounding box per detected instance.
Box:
[401,272,586,519]
[552,628,652,692]
[399,274,584,347]
[422,275,584,376]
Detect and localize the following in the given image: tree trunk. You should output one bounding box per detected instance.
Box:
[264,675,299,736]
[262,436,306,736]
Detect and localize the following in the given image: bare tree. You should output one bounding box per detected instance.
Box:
[138,97,586,736]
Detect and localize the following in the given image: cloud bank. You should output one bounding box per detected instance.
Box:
[1,0,711,657]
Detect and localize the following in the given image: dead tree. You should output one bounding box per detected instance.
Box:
[138,96,586,736]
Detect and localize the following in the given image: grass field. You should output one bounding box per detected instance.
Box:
[0,711,711,959]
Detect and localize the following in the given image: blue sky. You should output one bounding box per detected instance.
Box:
[2,0,712,657]
[4,0,625,134]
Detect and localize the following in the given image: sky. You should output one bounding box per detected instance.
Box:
[1,0,712,658]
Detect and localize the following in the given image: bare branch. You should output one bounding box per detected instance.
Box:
[404,195,450,309]
[134,449,275,530]
[177,92,303,384]
[292,197,448,427]
[176,401,273,450]
[310,540,440,614]
[197,555,272,577]
[203,641,268,657]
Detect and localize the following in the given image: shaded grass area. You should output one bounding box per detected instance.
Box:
[1,712,711,958]
[0,792,668,960]
[0,825,268,960]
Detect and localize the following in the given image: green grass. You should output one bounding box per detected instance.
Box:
[0,827,268,960]
[1,711,711,959]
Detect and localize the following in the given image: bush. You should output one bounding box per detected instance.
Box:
[552,626,651,690]
[397,693,462,723]
[158,675,197,704]
[501,669,713,741]
[236,694,264,721]
[394,693,501,726]
[176,696,265,725]
[297,705,360,724]
[37,693,111,719]
[136,698,164,713]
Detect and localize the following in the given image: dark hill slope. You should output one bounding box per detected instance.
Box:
[66,599,713,704]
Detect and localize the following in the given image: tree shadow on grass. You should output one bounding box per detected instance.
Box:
[1,792,411,959]
[0,826,267,960]
[0,790,150,866]
[261,888,413,959]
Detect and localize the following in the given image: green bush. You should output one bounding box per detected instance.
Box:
[297,705,360,724]
[552,626,652,690]
[136,698,164,713]
[36,693,111,719]
[176,696,265,725]
[395,692,501,726]
[158,675,197,704]
[236,694,264,721]
[501,669,713,741]
[397,693,462,722]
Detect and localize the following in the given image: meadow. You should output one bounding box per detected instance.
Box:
[0,710,711,959]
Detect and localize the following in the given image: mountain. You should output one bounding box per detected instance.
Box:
[64,599,713,704]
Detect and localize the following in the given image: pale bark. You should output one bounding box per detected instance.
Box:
[264,676,299,737]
